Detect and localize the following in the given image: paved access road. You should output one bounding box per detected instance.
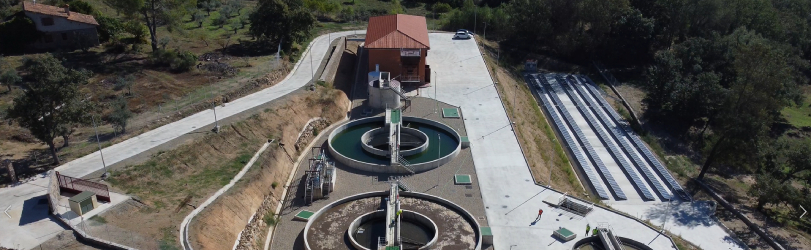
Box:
[422,33,742,250]
[0,30,364,250]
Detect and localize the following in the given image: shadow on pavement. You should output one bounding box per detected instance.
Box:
[19,195,52,226]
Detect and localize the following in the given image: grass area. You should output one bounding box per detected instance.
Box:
[89,215,108,224]
[108,150,252,206]
[478,38,588,200]
[781,85,811,128]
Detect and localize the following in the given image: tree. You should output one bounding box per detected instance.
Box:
[69,1,97,15]
[105,0,195,51]
[0,69,20,93]
[213,13,228,28]
[0,55,20,93]
[249,0,316,50]
[5,54,93,165]
[192,10,206,27]
[696,29,806,180]
[115,74,136,96]
[0,13,42,54]
[107,96,132,134]
[198,0,221,15]
[0,0,16,20]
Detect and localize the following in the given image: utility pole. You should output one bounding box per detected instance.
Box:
[91,116,108,178]
[474,8,477,35]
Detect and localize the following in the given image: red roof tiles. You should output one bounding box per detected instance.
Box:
[22,1,99,26]
[365,14,430,49]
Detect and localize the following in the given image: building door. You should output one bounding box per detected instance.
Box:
[79,199,94,214]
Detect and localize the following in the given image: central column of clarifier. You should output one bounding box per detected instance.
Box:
[385,182,402,248]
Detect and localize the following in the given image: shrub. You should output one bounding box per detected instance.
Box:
[96,16,124,43]
[432,3,452,13]
[263,211,277,226]
[271,181,279,189]
[151,49,198,72]
[69,1,97,15]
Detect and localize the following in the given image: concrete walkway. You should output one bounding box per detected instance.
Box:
[0,30,364,250]
[422,33,737,250]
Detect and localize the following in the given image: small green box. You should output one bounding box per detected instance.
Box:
[455,174,472,185]
[294,210,315,221]
[442,108,460,118]
[481,226,492,236]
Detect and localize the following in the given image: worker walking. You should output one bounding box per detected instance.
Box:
[586,224,591,236]
[534,209,544,222]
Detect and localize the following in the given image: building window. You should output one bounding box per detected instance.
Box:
[62,33,68,40]
[44,34,53,43]
[42,17,54,26]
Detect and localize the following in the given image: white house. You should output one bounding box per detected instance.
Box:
[22,1,99,51]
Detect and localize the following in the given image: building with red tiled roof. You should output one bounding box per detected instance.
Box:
[22,1,100,51]
[365,14,431,85]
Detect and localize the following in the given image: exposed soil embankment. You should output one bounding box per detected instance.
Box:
[189,89,349,250]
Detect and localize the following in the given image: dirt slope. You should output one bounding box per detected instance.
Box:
[189,89,349,250]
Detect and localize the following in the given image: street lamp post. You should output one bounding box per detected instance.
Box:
[433,70,438,114]
[91,116,108,178]
[212,103,220,133]
[483,22,487,40]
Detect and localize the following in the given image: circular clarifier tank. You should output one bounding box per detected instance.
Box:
[349,210,437,250]
[328,116,461,173]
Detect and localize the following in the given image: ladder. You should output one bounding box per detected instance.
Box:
[397,155,416,174]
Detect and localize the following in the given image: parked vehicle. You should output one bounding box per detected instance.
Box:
[453,31,471,39]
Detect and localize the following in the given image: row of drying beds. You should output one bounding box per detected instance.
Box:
[532,73,689,201]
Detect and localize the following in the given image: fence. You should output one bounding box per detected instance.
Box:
[55,171,110,202]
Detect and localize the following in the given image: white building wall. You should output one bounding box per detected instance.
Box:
[24,11,96,32]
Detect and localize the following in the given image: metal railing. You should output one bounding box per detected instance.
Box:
[55,171,111,202]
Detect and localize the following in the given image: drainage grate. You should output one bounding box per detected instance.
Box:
[465,186,473,189]
[465,193,473,197]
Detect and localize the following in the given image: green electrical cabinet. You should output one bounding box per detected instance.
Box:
[68,191,98,216]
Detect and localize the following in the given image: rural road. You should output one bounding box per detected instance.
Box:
[0,30,365,250]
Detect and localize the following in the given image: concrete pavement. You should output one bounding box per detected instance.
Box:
[423,33,740,250]
[0,30,365,249]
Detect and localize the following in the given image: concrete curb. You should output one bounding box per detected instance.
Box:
[179,142,271,250]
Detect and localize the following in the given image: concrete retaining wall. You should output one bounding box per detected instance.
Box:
[303,191,481,250]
